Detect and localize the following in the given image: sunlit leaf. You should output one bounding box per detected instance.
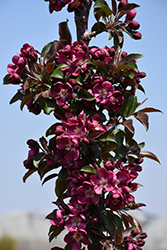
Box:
[33,153,45,168]
[77,89,95,101]
[122,95,137,117]
[81,165,97,174]
[51,69,64,78]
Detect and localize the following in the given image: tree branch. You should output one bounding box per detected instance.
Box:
[74,0,92,44]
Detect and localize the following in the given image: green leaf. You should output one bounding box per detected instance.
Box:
[101,5,112,17]
[55,176,67,197]
[122,95,137,117]
[91,22,106,33]
[3,74,10,85]
[99,132,116,142]
[77,89,95,101]
[33,153,45,168]
[102,141,117,154]
[113,213,124,234]
[115,129,125,145]
[75,74,83,86]
[44,99,56,114]
[101,212,115,236]
[81,166,97,174]
[51,69,64,78]
[56,64,68,70]
[138,142,145,149]
[49,225,64,242]
[94,0,104,8]
[49,3,54,14]
[58,167,68,180]
[10,91,24,104]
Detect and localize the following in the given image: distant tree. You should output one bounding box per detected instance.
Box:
[4,0,162,249]
[0,235,17,250]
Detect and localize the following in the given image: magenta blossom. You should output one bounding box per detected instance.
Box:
[56,135,79,161]
[104,91,124,112]
[68,197,88,215]
[90,168,116,195]
[50,82,74,106]
[86,114,107,132]
[50,208,64,227]
[93,81,114,104]
[65,214,86,231]
[77,181,99,205]
[56,42,90,76]
[64,229,90,250]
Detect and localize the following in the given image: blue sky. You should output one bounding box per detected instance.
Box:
[1,0,167,216]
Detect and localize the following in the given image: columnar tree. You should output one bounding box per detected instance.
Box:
[3,0,162,249]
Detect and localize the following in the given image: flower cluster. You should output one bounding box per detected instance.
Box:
[120,229,147,250]
[45,0,84,13]
[118,0,142,40]
[7,43,37,84]
[23,107,146,249]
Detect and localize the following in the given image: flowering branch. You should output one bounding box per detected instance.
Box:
[3,0,162,250]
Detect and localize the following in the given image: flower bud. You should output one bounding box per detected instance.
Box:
[133,31,142,40]
[131,229,139,237]
[126,9,137,21]
[136,239,145,247]
[128,20,140,30]
[139,232,147,239]
[118,0,127,10]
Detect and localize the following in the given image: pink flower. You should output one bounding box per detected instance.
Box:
[104,91,124,112]
[50,82,74,106]
[20,43,37,61]
[93,81,114,104]
[56,42,90,76]
[62,111,87,139]
[50,209,64,227]
[90,168,116,195]
[77,181,99,205]
[64,229,90,250]
[65,214,86,231]
[106,193,124,211]
[86,114,107,132]
[56,135,79,161]
[68,197,88,215]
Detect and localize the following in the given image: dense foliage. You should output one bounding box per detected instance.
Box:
[4,0,162,249]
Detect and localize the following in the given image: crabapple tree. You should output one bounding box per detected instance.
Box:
[4,0,162,249]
